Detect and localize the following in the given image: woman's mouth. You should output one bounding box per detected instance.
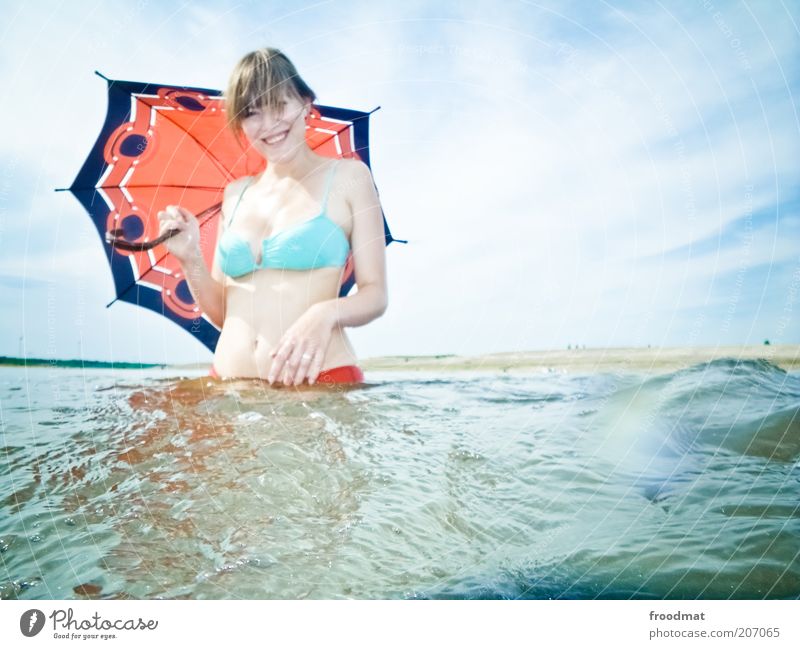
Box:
[263,130,289,145]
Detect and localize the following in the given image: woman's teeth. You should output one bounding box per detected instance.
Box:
[265,131,288,145]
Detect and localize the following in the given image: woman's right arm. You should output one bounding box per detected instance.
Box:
[158,182,241,329]
[178,244,226,330]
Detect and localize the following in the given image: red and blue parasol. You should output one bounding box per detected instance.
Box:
[60,72,405,352]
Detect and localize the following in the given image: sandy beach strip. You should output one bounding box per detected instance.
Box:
[357,344,800,374]
[164,345,799,375]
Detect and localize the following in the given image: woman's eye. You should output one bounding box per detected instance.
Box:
[242,101,288,119]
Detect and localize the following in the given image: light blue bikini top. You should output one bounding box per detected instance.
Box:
[217,159,349,277]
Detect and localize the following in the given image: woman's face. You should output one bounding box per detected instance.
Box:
[239,91,309,161]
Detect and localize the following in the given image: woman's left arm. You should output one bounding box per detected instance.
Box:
[269,159,388,385]
[322,159,388,326]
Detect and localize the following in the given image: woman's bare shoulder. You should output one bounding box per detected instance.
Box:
[224,175,254,198]
[338,157,370,176]
[337,157,372,193]
[336,158,376,209]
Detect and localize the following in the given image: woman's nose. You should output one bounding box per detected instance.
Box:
[258,108,286,129]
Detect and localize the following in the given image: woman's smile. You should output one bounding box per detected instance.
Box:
[264,130,289,145]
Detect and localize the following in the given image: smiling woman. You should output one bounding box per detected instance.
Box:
[156,47,388,386]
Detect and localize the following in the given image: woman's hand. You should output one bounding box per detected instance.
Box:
[157,205,201,263]
[268,302,336,386]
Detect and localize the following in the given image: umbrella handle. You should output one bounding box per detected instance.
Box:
[105,227,180,251]
[105,202,222,252]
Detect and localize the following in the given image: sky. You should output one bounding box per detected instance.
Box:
[0,0,798,364]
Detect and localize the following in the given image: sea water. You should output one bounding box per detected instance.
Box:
[1,359,798,599]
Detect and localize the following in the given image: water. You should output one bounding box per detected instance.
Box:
[1,359,798,599]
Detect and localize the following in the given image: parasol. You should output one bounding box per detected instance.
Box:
[59,71,405,352]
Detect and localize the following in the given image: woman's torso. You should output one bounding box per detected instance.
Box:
[212,158,357,379]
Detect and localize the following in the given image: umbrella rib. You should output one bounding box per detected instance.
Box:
[69,184,227,192]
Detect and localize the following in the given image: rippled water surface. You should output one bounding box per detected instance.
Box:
[1,359,798,599]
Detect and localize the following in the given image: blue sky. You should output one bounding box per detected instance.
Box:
[0,0,797,363]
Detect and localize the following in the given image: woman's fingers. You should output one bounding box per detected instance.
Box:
[270,342,324,387]
[283,341,309,385]
[158,219,182,236]
[291,345,316,386]
[157,216,172,232]
[158,206,193,225]
[158,207,197,240]
[157,210,181,228]
[268,340,292,384]
[277,340,320,386]
[175,205,196,221]
[307,348,325,386]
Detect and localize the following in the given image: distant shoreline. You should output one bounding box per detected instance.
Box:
[0,356,166,369]
[3,345,798,374]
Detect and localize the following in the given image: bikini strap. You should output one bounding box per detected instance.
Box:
[227,176,255,227]
[320,159,342,212]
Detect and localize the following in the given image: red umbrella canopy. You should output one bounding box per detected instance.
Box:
[64,72,404,352]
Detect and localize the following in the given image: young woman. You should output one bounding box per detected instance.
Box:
[157,48,387,386]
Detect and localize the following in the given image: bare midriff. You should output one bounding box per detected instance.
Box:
[212,266,357,379]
